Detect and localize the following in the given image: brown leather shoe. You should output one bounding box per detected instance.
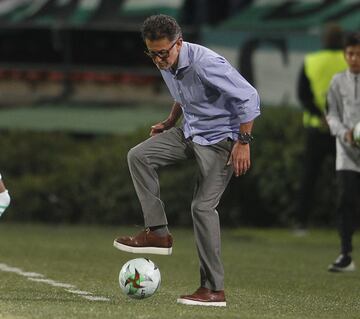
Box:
[177,287,226,307]
[113,228,173,255]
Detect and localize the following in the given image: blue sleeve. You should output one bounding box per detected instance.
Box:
[195,56,260,122]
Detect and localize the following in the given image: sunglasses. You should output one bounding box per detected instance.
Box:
[144,38,180,59]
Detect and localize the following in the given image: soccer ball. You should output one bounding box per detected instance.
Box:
[119,258,161,299]
[353,121,360,147]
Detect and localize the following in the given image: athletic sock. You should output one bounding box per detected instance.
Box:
[149,225,169,236]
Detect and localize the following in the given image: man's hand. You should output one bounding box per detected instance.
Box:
[150,102,182,136]
[227,141,251,177]
[150,119,175,136]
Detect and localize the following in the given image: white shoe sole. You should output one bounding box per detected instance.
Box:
[328,261,356,272]
[113,240,172,255]
[177,298,226,307]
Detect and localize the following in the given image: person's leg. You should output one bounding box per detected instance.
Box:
[127,127,191,227]
[337,170,359,255]
[177,139,233,307]
[113,128,192,255]
[328,170,359,272]
[191,139,233,290]
[0,179,5,193]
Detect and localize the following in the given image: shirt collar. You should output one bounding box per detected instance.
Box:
[177,42,190,70]
[167,42,190,76]
[346,69,359,80]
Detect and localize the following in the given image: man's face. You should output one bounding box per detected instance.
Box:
[145,37,182,70]
[344,44,360,74]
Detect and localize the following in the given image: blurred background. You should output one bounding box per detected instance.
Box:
[0,0,359,227]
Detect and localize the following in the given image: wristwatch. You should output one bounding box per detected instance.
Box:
[238,132,254,144]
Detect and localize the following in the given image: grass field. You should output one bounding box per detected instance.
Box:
[0,224,359,319]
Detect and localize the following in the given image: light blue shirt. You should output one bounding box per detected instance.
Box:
[160,42,260,145]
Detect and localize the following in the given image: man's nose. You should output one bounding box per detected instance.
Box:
[154,55,163,63]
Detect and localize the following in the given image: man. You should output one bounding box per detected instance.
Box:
[293,24,347,234]
[0,173,10,217]
[326,32,360,272]
[113,14,260,307]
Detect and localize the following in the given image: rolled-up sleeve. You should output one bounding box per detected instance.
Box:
[197,56,260,123]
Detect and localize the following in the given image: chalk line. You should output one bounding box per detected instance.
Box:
[0,262,111,302]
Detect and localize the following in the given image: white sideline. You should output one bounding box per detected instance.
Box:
[28,277,76,289]
[0,263,44,278]
[0,262,110,302]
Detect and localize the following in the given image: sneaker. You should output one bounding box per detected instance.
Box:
[328,254,356,272]
[177,287,226,307]
[113,228,173,255]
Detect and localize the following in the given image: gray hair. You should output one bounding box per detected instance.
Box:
[141,14,182,42]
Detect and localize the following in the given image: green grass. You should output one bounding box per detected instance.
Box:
[0,224,359,319]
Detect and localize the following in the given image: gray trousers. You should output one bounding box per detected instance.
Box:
[127,127,234,290]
